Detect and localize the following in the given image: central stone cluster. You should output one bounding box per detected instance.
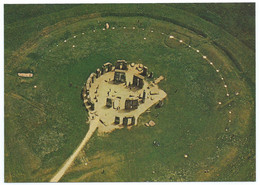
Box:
[82,60,166,132]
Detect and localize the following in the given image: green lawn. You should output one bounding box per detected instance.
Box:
[4,4,255,182]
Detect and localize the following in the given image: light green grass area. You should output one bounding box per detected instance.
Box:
[4,4,255,182]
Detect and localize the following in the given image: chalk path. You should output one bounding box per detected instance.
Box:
[50,118,98,182]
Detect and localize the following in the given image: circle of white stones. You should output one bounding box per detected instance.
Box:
[55,25,240,128]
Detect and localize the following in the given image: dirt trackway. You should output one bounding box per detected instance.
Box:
[50,119,98,182]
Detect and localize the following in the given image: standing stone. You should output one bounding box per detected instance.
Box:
[142,90,146,103]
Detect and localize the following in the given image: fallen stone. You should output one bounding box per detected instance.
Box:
[150,90,159,95]
[154,76,164,84]
[149,120,156,127]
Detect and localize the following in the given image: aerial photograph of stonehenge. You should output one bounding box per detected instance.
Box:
[4,2,255,182]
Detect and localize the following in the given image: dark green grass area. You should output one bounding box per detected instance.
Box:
[167,3,255,50]
[5,4,255,182]
[4,4,81,24]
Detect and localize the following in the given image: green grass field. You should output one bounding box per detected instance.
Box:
[4,4,255,182]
